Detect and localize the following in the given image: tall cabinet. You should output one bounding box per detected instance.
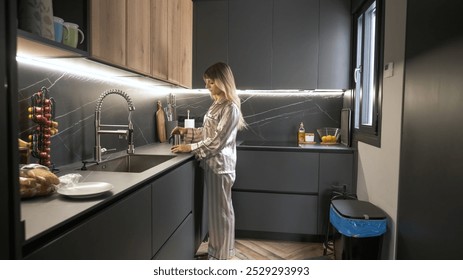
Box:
[1,0,21,260]
[397,0,463,259]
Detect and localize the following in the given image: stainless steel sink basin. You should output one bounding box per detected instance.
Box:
[85,154,176,173]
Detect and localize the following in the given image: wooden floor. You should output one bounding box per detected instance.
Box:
[196,238,333,260]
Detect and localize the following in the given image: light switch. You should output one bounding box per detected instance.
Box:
[384,62,394,78]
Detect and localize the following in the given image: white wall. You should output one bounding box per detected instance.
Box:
[355,0,407,259]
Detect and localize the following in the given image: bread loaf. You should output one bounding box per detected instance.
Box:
[25,168,60,185]
[19,164,59,198]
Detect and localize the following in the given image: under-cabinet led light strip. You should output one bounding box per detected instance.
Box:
[16,55,173,92]
[17,56,346,96]
[177,88,345,96]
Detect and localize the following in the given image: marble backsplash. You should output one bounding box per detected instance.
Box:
[17,60,344,168]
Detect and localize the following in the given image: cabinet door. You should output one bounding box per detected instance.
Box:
[229,0,272,89]
[193,0,228,88]
[127,0,151,75]
[318,153,354,234]
[1,0,21,259]
[153,214,195,260]
[233,192,318,235]
[152,0,192,87]
[90,0,126,66]
[318,0,351,89]
[168,0,193,88]
[273,0,319,90]
[235,150,319,193]
[151,0,168,80]
[25,187,152,260]
[152,161,194,256]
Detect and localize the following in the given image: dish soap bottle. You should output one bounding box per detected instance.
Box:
[298,122,305,144]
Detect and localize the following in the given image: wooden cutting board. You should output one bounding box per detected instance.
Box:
[156,100,167,142]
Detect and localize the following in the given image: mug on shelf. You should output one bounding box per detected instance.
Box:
[63,22,85,48]
[53,17,68,43]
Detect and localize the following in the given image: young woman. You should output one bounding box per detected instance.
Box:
[170,62,246,260]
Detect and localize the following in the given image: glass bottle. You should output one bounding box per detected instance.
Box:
[298,122,305,144]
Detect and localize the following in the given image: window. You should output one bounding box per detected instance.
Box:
[353,0,383,146]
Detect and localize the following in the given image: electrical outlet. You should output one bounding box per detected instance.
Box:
[384,62,394,78]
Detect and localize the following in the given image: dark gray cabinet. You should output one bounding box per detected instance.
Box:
[235,150,319,193]
[233,192,318,234]
[153,214,195,260]
[25,160,200,260]
[193,0,352,90]
[398,0,463,259]
[193,0,228,87]
[229,0,273,89]
[1,0,21,259]
[233,149,354,238]
[272,0,319,90]
[318,0,352,89]
[152,161,194,256]
[26,187,152,260]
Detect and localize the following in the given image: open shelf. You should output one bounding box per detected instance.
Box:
[17,0,88,58]
[17,29,88,58]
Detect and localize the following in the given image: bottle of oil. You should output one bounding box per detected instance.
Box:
[298,122,305,144]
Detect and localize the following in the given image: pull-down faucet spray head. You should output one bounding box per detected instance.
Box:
[94,89,136,162]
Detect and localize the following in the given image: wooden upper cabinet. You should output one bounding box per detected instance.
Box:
[90,0,192,88]
[127,0,151,75]
[151,0,169,81]
[90,0,126,66]
[168,0,193,88]
[152,0,192,88]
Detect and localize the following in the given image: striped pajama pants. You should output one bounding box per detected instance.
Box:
[205,167,236,260]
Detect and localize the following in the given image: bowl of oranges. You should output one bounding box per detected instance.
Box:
[317,127,341,144]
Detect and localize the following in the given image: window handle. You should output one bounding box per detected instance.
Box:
[354,66,362,83]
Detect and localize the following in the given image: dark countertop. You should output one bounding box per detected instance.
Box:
[21,143,194,244]
[238,140,355,153]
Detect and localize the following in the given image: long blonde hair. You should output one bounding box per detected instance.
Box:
[203,62,247,130]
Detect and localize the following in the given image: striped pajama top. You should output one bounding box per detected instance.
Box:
[184,99,240,174]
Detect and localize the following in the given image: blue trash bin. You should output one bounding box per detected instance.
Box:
[330,200,387,260]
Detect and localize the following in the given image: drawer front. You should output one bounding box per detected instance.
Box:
[26,187,152,260]
[233,191,318,235]
[153,214,195,260]
[152,161,194,255]
[235,150,319,193]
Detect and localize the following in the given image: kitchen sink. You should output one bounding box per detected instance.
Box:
[85,154,176,173]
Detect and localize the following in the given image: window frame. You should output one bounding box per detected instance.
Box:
[352,0,384,147]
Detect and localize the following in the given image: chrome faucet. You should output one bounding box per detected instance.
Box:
[94,89,135,162]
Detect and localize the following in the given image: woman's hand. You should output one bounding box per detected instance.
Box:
[170,126,187,136]
[171,144,192,153]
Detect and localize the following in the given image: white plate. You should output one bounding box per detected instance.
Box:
[57,182,114,198]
